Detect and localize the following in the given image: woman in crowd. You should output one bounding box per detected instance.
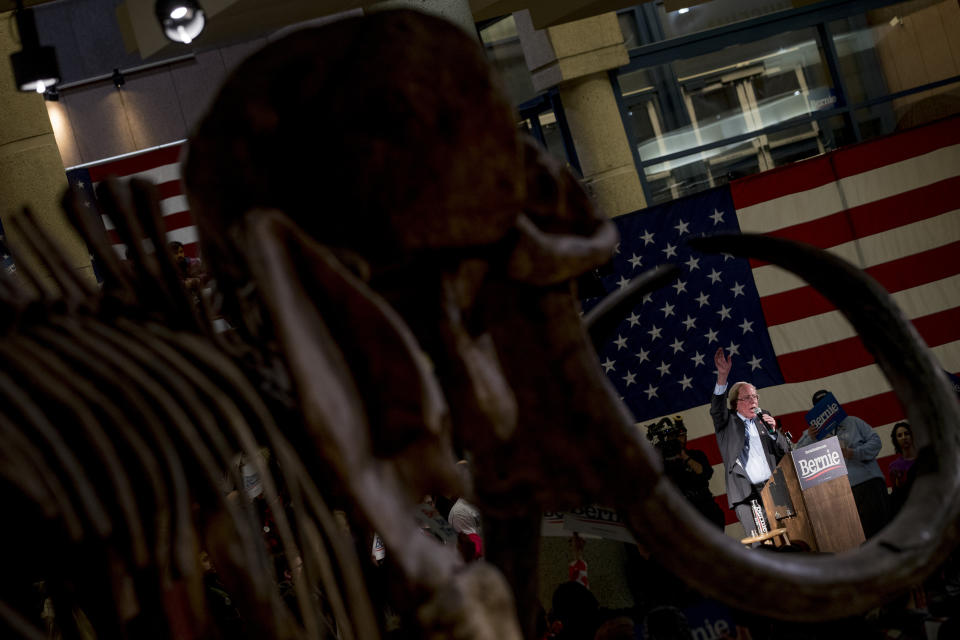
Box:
[888,421,917,515]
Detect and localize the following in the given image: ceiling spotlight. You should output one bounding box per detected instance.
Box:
[112,68,125,89]
[9,1,61,93]
[155,0,206,44]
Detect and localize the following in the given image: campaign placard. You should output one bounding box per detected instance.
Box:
[682,599,739,640]
[562,506,636,543]
[793,436,848,491]
[540,506,636,543]
[804,392,847,440]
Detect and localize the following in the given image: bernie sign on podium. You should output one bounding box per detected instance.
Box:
[793,436,848,491]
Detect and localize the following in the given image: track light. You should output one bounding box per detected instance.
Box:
[112,68,125,88]
[155,0,206,44]
[9,1,61,93]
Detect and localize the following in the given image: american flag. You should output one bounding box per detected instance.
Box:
[65,141,196,259]
[591,115,960,530]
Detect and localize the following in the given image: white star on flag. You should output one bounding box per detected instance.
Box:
[635,348,650,363]
[656,361,671,376]
[672,280,687,295]
[685,256,700,271]
[695,292,710,307]
[691,351,705,366]
[709,208,724,225]
[707,268,722,284]
[614,335,628,350]
[678,375,693,390]
[662,243,678,258]
[640,230,655,245]
[627,312,641,327]
[660,302,675,317]
[730,282,745,297]
[628,254,643,269]
[739,318,754,334]
[674,219,690,235]
[602,358,616,372]
[747,355,763,371]
[704,328,719,344]
[727,341,741,356]
[648,326,662,341]
[681,315,697,330]
[717,305,732,320]
[644,384,658,400]
[623,371,636,386]
[670,338,684,353]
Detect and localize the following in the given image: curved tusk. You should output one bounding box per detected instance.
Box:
[620,233,960,620]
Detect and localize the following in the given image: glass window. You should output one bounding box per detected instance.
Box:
[618,10,643,49]
[480,15,537,107]
[617,26,846,204]
[657,0,795,41]
[641,118,849,204]
[619,67,653,98]
[519,110,575,169]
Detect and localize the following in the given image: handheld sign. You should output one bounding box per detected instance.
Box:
[804,392,847,440]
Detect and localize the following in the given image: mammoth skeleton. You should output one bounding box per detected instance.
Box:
[1,8,958,639]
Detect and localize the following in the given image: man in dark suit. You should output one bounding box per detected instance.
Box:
[711,348,792,537]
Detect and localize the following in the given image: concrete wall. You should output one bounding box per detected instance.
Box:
[867,0,960,129]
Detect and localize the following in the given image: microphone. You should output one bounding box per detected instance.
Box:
[753,407,775,435]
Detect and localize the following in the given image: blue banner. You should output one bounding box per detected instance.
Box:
[804,392,847,440]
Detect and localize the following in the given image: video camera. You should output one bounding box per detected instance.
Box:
[645,415,687,460]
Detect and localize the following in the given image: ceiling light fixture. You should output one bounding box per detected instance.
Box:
[9,0,61,93]
[155,0,206,44]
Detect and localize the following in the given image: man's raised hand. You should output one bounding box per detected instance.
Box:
[714,348,732,385]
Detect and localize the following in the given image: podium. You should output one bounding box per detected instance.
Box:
[760,436,865,552]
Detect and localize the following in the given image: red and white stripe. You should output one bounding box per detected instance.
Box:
[76,141,197,258]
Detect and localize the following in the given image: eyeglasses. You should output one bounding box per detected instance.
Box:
[738,394,759,402]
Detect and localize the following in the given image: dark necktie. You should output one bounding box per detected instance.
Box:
[738,420,752,469]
